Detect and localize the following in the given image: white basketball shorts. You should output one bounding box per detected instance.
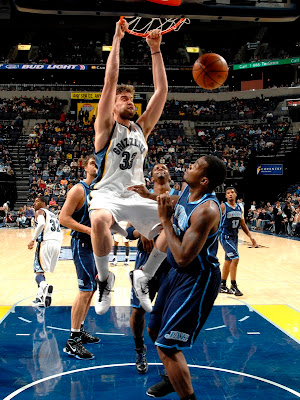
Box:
[89,190,161,240]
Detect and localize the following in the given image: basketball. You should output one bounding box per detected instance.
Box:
[192,53,229,90]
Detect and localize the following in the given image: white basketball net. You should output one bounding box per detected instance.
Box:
[124,16,190,36]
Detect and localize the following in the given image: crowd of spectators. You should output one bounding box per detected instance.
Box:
[199,119,290,167]
[161,96,283,121]
[247,186,300,237]
[0,143,14,179]
[0,96,67,120]
[26,119,95,205]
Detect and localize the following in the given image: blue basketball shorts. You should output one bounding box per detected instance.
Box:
[71,237,97,291]
[220,234,239,261]
[148,267,221,350]
[131,251,171,309]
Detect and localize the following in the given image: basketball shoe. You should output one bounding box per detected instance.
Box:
[130,269,152,313]
[135,345,148,374]
[80,327,100,344]
[230,283,243,296]
[43,284,53,307]
[124,257,129,266]
[219,284,233,294]
[94,271,115,315]
[146,373,175,397]
[111,257,118,266]
[63,337,94,360]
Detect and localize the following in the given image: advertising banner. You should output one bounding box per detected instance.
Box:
[257,164,283,175]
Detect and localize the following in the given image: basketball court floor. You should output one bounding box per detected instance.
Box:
[1,228,299,399]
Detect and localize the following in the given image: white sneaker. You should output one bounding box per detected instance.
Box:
[32,287,45,307]
[110,257,118,266]
[124,257,129,266]
[94,272,115,315]
[43,284,53,308]
[130,269,152,313]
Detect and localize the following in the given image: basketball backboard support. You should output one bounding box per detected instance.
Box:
[13,0,300,22]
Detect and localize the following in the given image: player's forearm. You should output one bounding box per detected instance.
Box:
[161,220,187,267]
[241,223,253,239]
[32,216,45,241]
[59,215,90,235]
[104,36,121,84]
[151,51,168,93]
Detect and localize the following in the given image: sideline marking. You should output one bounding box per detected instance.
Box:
[18,317,32,323]
[239,316,250,322]
[205,325,226,331]
[3,363,300,400]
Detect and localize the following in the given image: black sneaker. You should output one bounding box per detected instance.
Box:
[146,374,175,398]
[135,345,148,374]
[231,284,243,296]
[63,337,94,360]
[80,327,100,344]
[220,285,233,294]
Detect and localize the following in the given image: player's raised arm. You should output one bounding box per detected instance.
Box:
[137,29,168,139]
[94,20,127,152]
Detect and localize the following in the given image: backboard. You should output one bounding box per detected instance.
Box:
[13,0,300,22]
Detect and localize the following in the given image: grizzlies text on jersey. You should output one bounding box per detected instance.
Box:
[92,121,147,197]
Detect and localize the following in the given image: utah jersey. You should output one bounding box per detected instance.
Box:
[71,181,91,245]
[36,208,63,243]
[221,202,243,236]
[167,186,222,272]
[92,121,147,197]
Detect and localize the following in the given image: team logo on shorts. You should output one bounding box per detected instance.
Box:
[164,331,190,342]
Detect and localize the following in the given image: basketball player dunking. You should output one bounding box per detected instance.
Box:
[88,19,168,315]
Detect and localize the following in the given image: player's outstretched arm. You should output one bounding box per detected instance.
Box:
[59,185,91,235]
[94,20,127,152]
[128,184,179,203]
[240,218,258,247]
[137,29,168,139]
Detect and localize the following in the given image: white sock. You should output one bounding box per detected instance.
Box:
[39,281,47,290]
[94,254,109,282]
[142,248,167,278]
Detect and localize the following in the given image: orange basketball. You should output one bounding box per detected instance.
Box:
[192,53,229,90]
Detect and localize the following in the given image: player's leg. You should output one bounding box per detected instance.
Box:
[64,238,99,359]
[153,348,195,400]
[124,241,130,265]
[111,239,119,266]
[220,260,233,293]
[229,258,243,296]
[130,307,148,374]
[32,242,54,308]
[90,209,115,314]
[131,231,168,312]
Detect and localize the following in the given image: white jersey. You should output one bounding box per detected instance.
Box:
[91,121,147,197]
[37,208,63,243]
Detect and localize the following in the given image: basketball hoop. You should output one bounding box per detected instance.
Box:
[120,16,189,37]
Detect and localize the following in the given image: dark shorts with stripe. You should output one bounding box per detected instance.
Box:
[220,234,239,261]
[131,251,171,309]
[71,237,97,291]
[148,267,221,349]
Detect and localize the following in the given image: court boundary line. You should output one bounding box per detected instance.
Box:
[3,362,300,399]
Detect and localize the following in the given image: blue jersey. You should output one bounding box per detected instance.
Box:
[167,186,222,272]
[71,181,91,245]
[221,202,243,237]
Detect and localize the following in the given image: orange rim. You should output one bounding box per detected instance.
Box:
[120,16,186,37]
